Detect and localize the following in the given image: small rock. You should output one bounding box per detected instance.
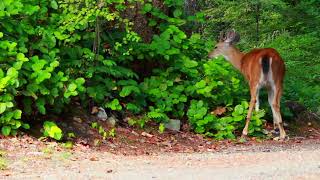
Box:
[273,137,280,141]
[109,143,116,148]
[107,115,117,127]
[164,119,181,131]
[262,129,270,135]
[106,169,113,173]
[4,172,11,176]
[97,107,108,121]
[73,117,83,123]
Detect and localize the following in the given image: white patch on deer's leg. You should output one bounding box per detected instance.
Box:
[268,90,277,131]
[273,87,286,140]
[255,91,259,112]
[266,61,278,132]
[255,65,266,112]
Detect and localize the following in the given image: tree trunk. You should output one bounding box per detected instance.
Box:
[255,2,260,44]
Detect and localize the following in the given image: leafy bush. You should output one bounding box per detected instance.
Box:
[200,0,320,114]
[263,32,320,112]
[0,0,267,139]
[188,100,265,140]
[0,0,87,136]
[43,121,63,140]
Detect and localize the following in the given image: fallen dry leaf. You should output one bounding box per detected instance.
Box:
[89,156,99,161]
[141,132,154,138]
[91,106,99,114]
[131,131,139,136]
[211,106,226,116]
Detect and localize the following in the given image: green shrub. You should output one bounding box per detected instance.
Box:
[188,100,265,140]
[43,121,63,140]
[0,0,86,135]
[0,0,266,139]
[264,32,320,112]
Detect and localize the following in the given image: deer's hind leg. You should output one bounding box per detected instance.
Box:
[268,84,286,140]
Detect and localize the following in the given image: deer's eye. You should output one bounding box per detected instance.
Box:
[214,46,218,49]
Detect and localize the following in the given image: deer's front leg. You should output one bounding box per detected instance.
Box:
[242,86,258,137]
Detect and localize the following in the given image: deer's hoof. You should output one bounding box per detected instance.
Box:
[273,136,289,142]
[240,134,249,140]
[271,128,280,136]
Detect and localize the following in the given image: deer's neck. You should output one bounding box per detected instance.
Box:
[224,48,245,71]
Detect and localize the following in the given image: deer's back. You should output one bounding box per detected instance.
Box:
[240,48,285,85]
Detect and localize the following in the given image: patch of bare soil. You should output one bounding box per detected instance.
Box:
[6,104,320,156]
[0,105,320,178]
[0,132,320,179]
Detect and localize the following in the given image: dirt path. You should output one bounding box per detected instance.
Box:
[1,139,320,180]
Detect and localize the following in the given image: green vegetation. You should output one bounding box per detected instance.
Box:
[43,121,63,140]
[91,122,116,139]
[0,150,8,170]
[0,0,318,140]
[199,0,320,113]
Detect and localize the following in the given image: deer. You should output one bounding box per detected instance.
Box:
[208,30,286,140]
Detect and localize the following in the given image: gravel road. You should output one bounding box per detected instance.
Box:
[2,140,320,180]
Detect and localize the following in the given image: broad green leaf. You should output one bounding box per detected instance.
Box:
[142,3,152,13]
[0,69,4,78]
[22,123,30,129]
[17,53,28,62]
[50,0,58,10]
[195,80,206,89]
[184,60,198,68]
[0,103,6,114]
[7,68,17,77]
[31,60,47,71]
[43,121,63,140]
[105,99,122,111]
[1,126,11,136]
[36,98,46,114]
[67,83,77,91]
[120,86,132,97]
[234,105,244,115]
[75,78,85,85]
[173,9,182,17]
[13,110,22,119]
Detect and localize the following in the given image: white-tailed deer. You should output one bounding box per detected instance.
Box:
[208,30,286,140]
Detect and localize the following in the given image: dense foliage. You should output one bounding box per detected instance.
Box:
[0,0,318,139]
[200,0,320,113]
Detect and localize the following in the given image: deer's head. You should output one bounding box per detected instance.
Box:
[208,30,240,60]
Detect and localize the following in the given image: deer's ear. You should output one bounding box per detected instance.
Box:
[225,30,240,44]
[232,32,240,44]
[218,31,225,42]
